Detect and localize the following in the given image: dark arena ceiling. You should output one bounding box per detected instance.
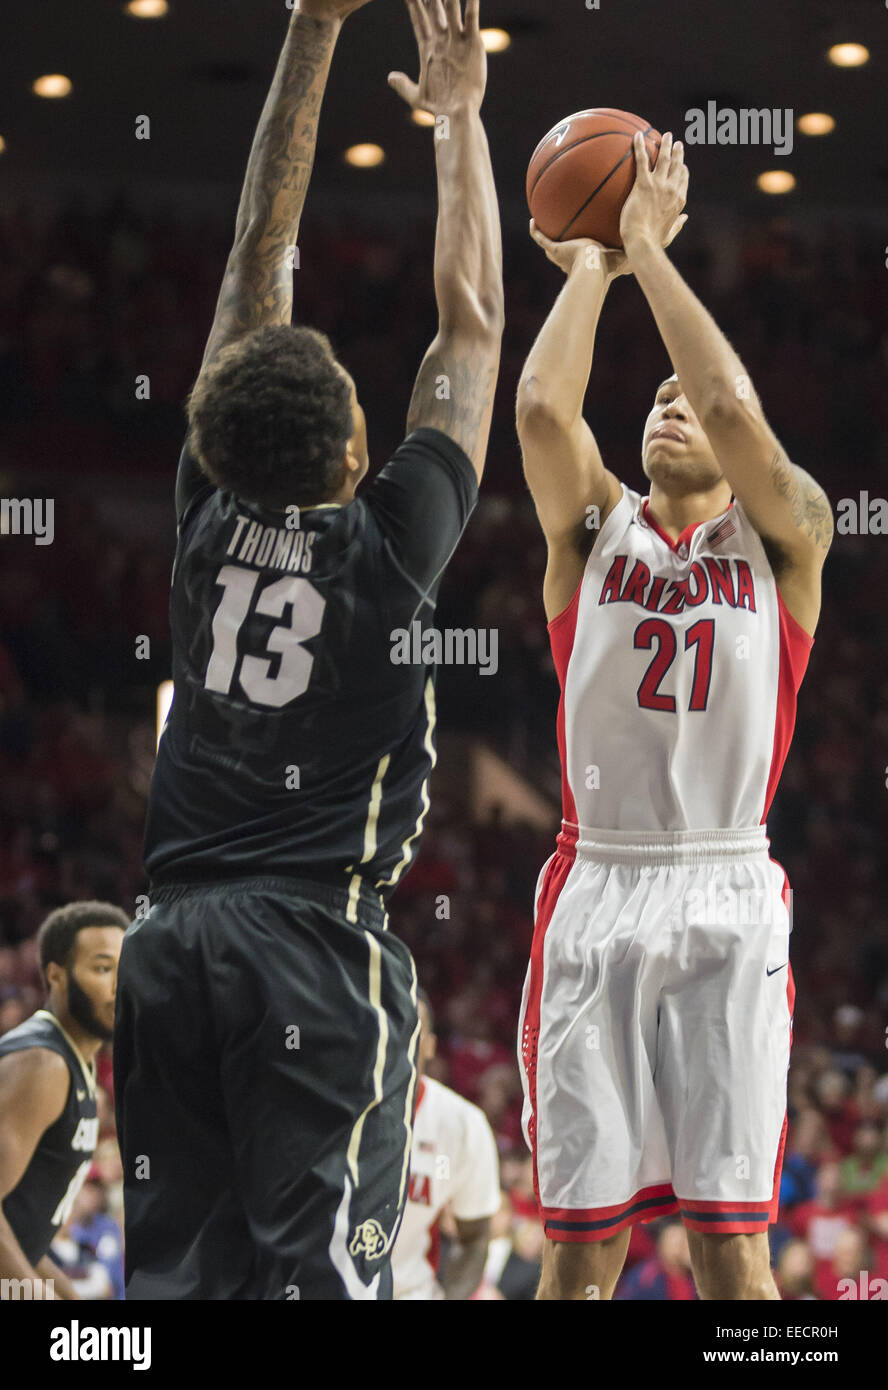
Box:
[2,0,887,217]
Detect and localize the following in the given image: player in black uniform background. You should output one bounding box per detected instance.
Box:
[0,901,127,1299]
[114,0,503,1300]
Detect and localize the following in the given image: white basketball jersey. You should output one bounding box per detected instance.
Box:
[391,1076,501,1301]
[550,486,813,833]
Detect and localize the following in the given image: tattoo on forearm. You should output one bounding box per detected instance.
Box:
[768,450,834,552]
[407,344,499,465]
[203,16,336,367]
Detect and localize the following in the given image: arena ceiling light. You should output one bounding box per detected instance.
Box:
[125,0,169,16]
[827,43,869,68]
[757,170,796,195]
[32,74,73,99]
[411,110,437,128]
[481,28,511,53]
[345,143,385,168]
[797,113,835,136]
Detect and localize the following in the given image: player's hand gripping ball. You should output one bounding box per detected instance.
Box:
[527,108,661,249]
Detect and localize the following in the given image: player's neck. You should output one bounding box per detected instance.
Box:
[646,481,733,542]
[46,1005,103,1065]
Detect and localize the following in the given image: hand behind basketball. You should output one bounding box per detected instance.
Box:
[529,220,630,280]
[389,0,487,116]
[621,131,689,255]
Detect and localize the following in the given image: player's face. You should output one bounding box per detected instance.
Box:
[641,376,723,491]
[64,926,125,1042]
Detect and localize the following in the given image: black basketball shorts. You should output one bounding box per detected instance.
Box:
[113,875,419,1300]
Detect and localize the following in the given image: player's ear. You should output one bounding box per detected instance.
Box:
[44,960,64,993]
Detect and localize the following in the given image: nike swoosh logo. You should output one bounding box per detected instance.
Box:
[766,963,788,977]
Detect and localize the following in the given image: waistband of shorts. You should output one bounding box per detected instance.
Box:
[148,873,388,931]
[560,822,770,866]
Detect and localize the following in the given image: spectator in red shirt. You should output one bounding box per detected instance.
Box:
[815,1069,859,1155]
[861,1174,888,1283]
[788,1162,858,1268]
[775,1239,818,1300]
[815,1227,871,1301]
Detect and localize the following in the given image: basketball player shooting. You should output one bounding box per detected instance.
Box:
[113,0,503,1300]
[516,131,833,1300]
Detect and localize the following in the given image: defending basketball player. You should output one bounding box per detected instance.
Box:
[516,131,833,1300]
[114,0,503,1301]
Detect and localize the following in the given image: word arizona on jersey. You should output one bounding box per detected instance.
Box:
[550,485,812,833]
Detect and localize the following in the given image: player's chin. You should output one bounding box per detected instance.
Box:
[643,450,720,491]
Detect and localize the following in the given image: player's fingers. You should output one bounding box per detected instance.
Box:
[443,0,463,31]
[465,0,480,35]
[633,131,653,184]
[657,131,674,178]
[430,0,448,30]
[670,138,686,181]
[388,71,421,106]
[405,0,432,42]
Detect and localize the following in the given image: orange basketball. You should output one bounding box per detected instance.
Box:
[527,108,662,249]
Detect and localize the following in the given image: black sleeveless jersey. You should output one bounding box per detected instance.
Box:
[0,1010,99,1264]
[143,427,478,900]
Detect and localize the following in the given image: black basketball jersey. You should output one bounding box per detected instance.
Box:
[143,427,478,900]
[0,1010,99,1265]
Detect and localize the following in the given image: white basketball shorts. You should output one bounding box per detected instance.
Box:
[517,825,794,1242]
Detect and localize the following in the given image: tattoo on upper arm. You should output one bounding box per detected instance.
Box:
[768,450,834,553]
[407,341,499,467]
[202,17,336,371]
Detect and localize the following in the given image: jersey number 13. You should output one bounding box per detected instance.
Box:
[204,565,325,709]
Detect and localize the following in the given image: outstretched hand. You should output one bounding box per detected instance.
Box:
[389,0,487,116]
[529,221,631,281]
[620,131,689,254]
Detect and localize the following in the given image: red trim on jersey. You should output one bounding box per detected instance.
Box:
[414,1077,426,1120]
[547,575,583,635]
[680,1198,777,1212]
[521,848,576,1218]
[542,1183,678,1243]
[640,498,734,556]
[762,590,813,820]
[681,1214,771,1234]
[766,866,796,1223]
[547,579,582,827]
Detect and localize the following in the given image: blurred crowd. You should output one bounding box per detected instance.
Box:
[0,196,886,1298]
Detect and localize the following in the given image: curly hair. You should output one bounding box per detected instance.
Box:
[186,324,354,510]
[37,900,130,981]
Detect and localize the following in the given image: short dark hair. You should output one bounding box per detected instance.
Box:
[186,324,353,510]
[37,901,129,981]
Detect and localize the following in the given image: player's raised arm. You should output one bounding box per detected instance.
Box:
[516,229,625,552]
[389,0,504,482]
[621,131,833,634]
[197,0,373,380]
[517,216,685,620]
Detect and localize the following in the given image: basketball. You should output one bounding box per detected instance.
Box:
[527,108,662,249]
